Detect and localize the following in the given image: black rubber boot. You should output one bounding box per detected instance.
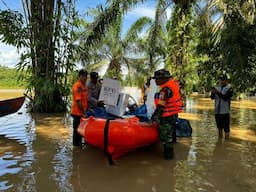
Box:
[73,130,82,147]
[172,129,177,143]
[164,144,174,160]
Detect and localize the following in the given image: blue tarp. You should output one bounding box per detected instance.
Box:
[133,104,149,122]
[175,118,192,137]
[86,107,114,119]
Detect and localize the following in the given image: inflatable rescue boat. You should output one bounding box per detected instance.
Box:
[77,116,158,162]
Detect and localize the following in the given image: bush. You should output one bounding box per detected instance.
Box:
[0,65,26,88]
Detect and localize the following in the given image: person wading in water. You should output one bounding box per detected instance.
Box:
[211,74,233,139]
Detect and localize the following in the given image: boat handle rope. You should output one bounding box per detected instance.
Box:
[103,119,115,165]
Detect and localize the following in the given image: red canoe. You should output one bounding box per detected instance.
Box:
[0,96,25,117]
[78,116,158,161]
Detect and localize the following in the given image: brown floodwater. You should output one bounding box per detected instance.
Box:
[0,90,256,192]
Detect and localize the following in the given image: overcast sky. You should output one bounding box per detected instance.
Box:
[0,0,170,68]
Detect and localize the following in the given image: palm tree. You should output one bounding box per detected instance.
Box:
[79,6,153,82]
[82,0,256,93]
[203,0,256,92]
[206,0,256,44]
[81,0,197,83]
[194,2,219,90]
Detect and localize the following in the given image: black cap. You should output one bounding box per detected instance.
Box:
[219,74,228,80]
[90,72,99,79]
[152,69,171,79]
[78,69,88,77]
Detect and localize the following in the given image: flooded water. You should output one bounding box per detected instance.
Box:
[0,90,256,192]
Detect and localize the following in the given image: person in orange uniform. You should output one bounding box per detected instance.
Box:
[151,69,183,160]
[71,69,88,146]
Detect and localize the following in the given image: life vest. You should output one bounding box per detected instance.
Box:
[159,79,183,117]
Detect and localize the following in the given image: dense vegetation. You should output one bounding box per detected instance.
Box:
[0,65,26,88]
[0,0,255,112]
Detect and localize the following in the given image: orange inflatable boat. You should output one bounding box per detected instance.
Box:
[78,116,158,163]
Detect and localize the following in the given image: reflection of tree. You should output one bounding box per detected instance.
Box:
[174,100,218,191]
[210,139,256,192]
[175,138,218,192]
[14,113,36,192]
[1,96,256,191]
[71,144,177,192]
[1,108,76,191]
[230,99,256,129]
[51,145,73,191]
[0,109,36,191]
[177,97,256,191]
[30,113,73,191]
[0,111,74,191]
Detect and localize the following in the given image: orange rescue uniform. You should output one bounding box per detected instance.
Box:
[158,79,183,117]
[71,80,88,116]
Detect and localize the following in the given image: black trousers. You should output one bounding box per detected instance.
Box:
[72,115,82,146]
[215,114,230,133]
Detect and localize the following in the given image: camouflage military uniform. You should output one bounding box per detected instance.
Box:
[159,115,177,144]
[152,69,182,160]
[151,87,177,159]
[152,93,177,144]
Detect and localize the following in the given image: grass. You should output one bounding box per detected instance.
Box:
[0,65,26,89]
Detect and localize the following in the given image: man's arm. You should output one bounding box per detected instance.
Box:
[210,88,216,100]
[151,87,172,122]
[216,87,233,100]
[76,100,85,115]
[88,85,98,107]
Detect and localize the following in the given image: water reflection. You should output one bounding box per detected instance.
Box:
[174,95,256,192]
[71,145,178,192]
[0,100,36,191]
[29,113,73,192]
[0,92,256,192]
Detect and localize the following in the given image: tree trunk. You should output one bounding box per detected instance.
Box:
[29,0,65,112]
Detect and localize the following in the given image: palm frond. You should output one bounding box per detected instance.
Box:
[238,0,256,24]
[82,0,146,52]
[146,0,168,70]
[82,1,121,50]
[211,16,224,45]
[123,16,152,45]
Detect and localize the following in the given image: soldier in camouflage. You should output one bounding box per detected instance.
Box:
[151,69,183,160]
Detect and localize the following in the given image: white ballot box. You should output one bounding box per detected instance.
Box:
[99,78,121,106]
[105,93,130,117]
[145,79,158,119]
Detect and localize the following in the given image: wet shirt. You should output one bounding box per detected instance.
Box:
[71,80,88,116]
[211,84,233,114]
[87,81,101,109]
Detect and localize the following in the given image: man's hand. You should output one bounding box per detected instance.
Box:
[211,87,217,94]
[97,100,105,107]
[151,114,156,122]
[82,113,88,118]
[151,113,160,124]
